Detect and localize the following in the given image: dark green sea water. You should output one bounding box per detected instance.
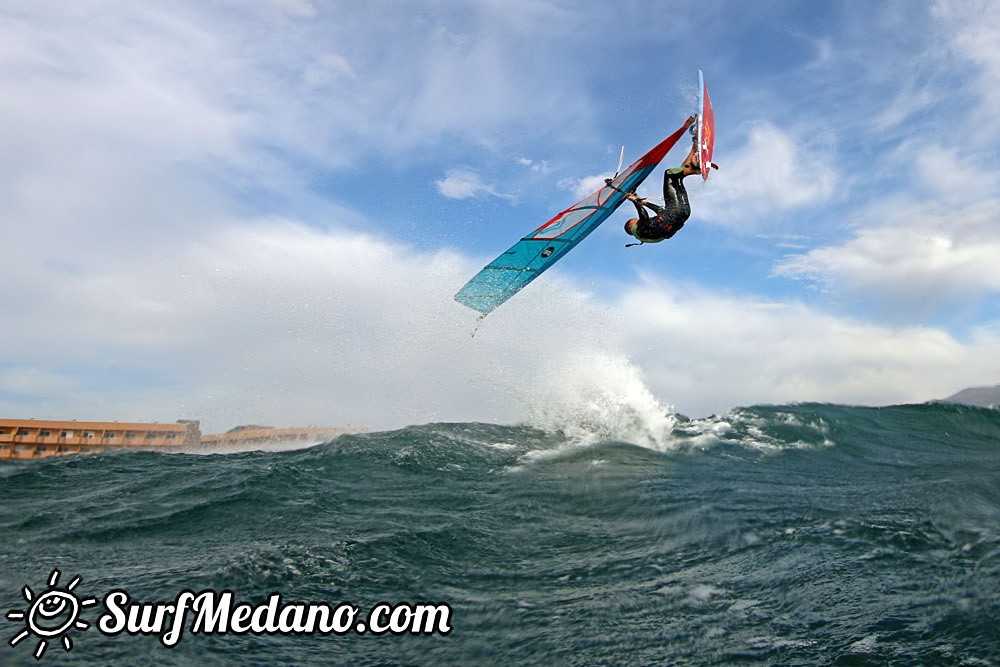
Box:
[2,403,999,665]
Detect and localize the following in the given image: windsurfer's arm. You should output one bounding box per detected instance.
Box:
[627,193,663,217]
[626,193,650,222]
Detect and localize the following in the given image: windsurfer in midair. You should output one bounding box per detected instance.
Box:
[623,118,702,246]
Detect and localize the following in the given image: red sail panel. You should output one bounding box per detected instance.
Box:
[699,75,715,181]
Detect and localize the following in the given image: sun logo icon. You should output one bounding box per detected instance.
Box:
[6,569,98,660]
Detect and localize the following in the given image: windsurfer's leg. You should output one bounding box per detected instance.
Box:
[674,177,690,217]
[661,171,691,220]
[662,169,680,208]
[681,143,700,176]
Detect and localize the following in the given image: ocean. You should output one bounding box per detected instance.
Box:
[2,402,998,665]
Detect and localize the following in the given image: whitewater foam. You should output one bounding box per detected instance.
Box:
[519,349,679,451]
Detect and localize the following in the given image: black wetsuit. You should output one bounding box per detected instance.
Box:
[630,168,690,242]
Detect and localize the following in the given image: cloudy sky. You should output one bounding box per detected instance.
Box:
[2,0,999,433]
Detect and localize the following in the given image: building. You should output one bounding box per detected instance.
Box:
[199,425,365,451]
[0,418,200,460]
[0,419,366,460]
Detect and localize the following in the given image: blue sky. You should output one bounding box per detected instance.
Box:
[2,1,999,433]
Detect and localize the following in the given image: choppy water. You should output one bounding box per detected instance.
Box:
[2,402,999,665]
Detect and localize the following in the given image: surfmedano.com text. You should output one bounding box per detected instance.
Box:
[98,589,453,647]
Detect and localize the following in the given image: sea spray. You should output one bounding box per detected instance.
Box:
[519,349,678,450]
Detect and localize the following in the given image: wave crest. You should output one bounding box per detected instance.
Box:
[520,350,678,451]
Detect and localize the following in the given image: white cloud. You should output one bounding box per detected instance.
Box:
[695,122,838,229]
[774,212,1000,305]
[933,0,1000,137]
[755,1,1000,318]
[4,1,1000,439]
[517,157,550,174]
[0,1,606,185]
[3,220,997,434]
[616,276,1000,415]
[558,174,611,200]
[773,143,1000,312]
[435,167,509,200]
[268,0,317,18]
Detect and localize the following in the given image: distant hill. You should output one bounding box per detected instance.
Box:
[940,384,1000,408]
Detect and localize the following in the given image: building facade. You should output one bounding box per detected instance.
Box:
[0,419,201,460]
[0,419,366,459]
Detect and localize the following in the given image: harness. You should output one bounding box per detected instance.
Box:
[626,228,667,248]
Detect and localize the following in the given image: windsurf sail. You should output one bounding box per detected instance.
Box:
[454,116,695,315]
[697,70,715,182]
